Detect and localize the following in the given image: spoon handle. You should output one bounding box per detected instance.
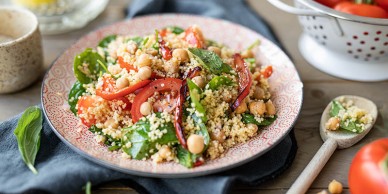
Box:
[287,138,338,194]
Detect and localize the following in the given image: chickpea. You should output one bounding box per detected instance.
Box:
[328,180,343,194]
[191,76,206,88]
[325,117,340,131]
[241,49,254,58]
[115,77,129,89]
[104,118,118,129]
[187,134,205,154]
[249,101,266,116]
[210,129,226,143]
[253,86,265,99]
[164,59,180,74]
[247,123,259,134]
[208,46,221,56]
[135,54,152,68]
[126,43,137,54]
[136,66,152,80]
[172,49,189,63]
[235,100,248,114]
[158,146,172,159]
[140,101,152,116]
[266,100,276,115]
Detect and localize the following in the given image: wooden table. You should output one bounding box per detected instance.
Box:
[1,0,387,193]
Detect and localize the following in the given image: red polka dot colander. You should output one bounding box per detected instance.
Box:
[268,0,388,81]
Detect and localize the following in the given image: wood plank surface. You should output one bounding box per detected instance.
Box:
[1,0,387,193]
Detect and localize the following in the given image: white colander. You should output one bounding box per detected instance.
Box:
[268,0,388,81]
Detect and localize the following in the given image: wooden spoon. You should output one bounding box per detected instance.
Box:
[287,95,378,194]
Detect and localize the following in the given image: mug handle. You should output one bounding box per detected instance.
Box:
[267,0,325,16]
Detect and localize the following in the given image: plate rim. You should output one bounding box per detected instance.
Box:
[41,13,303,178]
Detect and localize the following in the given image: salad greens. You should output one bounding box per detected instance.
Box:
[14,106,43,174]
[168,26,184,34]
[98,35,117,48]
[68,81,86,115]
[176,145,201,168]
[330,100,363,133]
[188,48,233,75]
[73,48,106,84]
[121,113,178,159]
[241,113,277,127]
[187,79,207,122]
[206,76,233,90]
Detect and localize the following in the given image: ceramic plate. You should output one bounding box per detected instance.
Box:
[42,14,303,178]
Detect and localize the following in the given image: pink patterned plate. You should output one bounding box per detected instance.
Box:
[41,14,303,178]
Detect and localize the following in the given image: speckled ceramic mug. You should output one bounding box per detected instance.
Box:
[0,6,43,93]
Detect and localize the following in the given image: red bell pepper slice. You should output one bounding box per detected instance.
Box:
[96,77,151,100]
[231,54,252,111]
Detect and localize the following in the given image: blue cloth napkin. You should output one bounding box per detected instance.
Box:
[0,0,297,193]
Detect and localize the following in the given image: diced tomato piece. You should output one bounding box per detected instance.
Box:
[184,26,205,48]
[96,76,151,100]
[118,56,137,72]
[77,96,99,127]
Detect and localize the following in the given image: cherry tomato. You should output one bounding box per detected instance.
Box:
[335,2,388,18]
[131,78,183,123]
[96,76,151,100]
[315,0,348,8]
[184,26,205,48]
[376,0,388,12]
[231,54,252,111]
[117,56,137,72]
[77,95,99,127]
[349,138,388,194]
[261,65,273,78]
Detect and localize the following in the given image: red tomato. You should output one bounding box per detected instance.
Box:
[376,0,388,12]
[184,26,205,48]
[231,54,252,111]
[131,78,183,123]
[335,2,388,18]
[349,138,388,194]
[158,37,173,60]
[261,65,273,78]
[117,56,137,72]
[96,76,151,100]
[315,0,348,8]
[77,96,99,127]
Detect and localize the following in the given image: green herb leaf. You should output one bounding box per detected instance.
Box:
[246,39,260,50]
[205,39,222,47]
[68,81,86,115]
[176,145,201,168]
[122,113,178,159]
[14,106,43,174]
[191,114,210,149]
[241,113,277,126]
[340,119,363,133]
[129,36,144,45]
[98,35,117,48]
[187,79,207,122]
[188,48,233,75]
[168,26,184,34]
[330,100,345,117]
[73,48,106,84]
[207,76,233,90]
[84,181,91,194]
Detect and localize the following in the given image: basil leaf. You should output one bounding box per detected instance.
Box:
[73,48,106,84]
[207,76,233,90]
[83,181,91,194]
[188,48,233,75]
[241,113,277,126]
[98,35,117,48]
[330,100,345,117]
[340,119,363,133]
[187,79,207,122]
[68,81,86,115]
[14,106,43,174]
[122,113,178,159]
[168,26,184,34]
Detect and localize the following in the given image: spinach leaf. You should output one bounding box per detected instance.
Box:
[330,100,345,117]
[122,113,178,159]
[129,36,144,45]
[176,145,201,168]
[188,48,233,75]
[187,79,207,122]
[98,35,117,48]
[241,113,277,126]
[68,81,86,115]
[73,48,106,84]
[14,106,43,174]
[168,26,184,34]
[340,119,363,133]
[88,126,121,150]
[207,76,233,90]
